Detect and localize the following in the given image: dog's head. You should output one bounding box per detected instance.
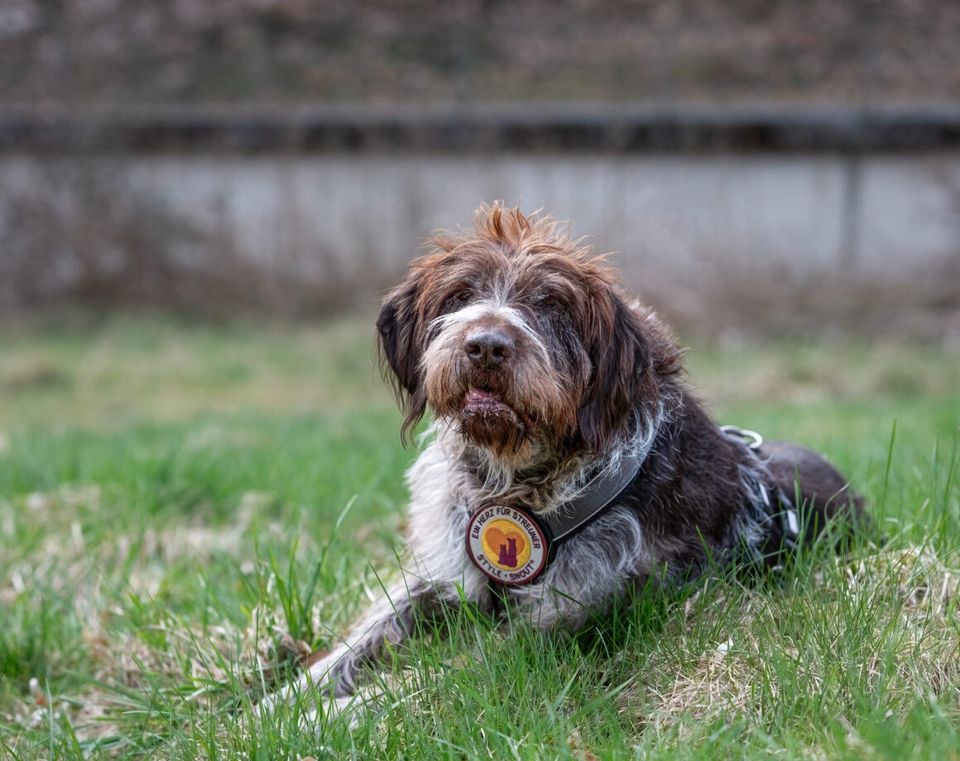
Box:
[377,204,680,468]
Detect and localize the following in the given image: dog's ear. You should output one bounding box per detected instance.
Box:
[577,290,662,453]
[377,269,428,443]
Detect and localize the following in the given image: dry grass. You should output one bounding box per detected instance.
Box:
[631,547,960,739]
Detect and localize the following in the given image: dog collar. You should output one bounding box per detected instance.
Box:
[465,449,645,586]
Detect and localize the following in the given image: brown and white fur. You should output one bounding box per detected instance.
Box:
[260,204,864,718]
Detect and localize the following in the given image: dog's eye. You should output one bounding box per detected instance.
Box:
[538,295,561,310]
[444,288,473,311]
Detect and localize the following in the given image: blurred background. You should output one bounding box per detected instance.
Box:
[1,0,959,340]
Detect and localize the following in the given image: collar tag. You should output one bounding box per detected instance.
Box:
[466,506,548,585]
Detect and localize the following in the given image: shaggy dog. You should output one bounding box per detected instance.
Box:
[262,204,864,717]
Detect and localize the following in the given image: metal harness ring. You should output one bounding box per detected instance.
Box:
[720,425,764,451]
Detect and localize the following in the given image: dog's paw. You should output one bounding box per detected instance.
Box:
[256,687,382,734]
[302,694,370,730]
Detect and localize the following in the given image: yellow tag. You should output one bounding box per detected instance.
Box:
[466,506,548,585]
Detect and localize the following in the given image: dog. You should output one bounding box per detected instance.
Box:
[261,204,864,718]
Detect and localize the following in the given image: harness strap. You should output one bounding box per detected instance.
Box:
[722,424,801,561]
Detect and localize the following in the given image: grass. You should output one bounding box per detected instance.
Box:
[0,313,958,760]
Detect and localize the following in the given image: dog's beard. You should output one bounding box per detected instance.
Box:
[424,361,543,465]
[434,377,582,471]
[459,387,530,456]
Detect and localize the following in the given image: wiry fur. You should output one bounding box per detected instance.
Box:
[260,204,865,720]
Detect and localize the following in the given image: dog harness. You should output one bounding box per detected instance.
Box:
[721,425,802,565]
[464,425,801,585]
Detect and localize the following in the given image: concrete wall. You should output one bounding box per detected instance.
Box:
[2,151,959,291]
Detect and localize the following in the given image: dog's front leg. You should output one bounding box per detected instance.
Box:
[258,575,443,715]
[308,577,442,697]
[258,440,488,719]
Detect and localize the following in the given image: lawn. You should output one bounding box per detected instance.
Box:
[1,314,958,760]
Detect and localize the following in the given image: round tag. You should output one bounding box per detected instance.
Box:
[465,505,548,585]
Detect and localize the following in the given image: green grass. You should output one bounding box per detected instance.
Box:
[0,314,958,760]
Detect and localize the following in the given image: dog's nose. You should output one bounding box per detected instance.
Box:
[464,329,514,368]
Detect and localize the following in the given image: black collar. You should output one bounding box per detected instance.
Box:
[469,444,647,588]
[537,448,645,543]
